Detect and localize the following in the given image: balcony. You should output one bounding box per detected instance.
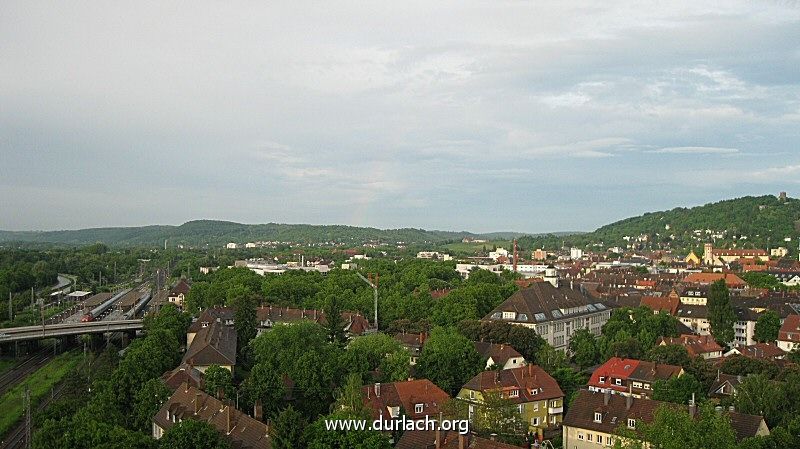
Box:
[548,406,564,415]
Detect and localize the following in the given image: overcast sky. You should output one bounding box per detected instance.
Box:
[2,1,799,233]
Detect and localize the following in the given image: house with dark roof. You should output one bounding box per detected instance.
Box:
[724,342,786,360]
[657,334,723,359]
[457,364,564,434]
[395,429,521,449]
[562,390,769,449]
[362,379,450,423]
[394,333,427,365]
[152,382,270,448]
[483,281,613,352]
[182,320,237,374]
[473,342,525,370]
[161,363,205,391]
[708,372,745,400]
[588,358,683,399]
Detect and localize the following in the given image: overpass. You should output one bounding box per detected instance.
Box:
[0,320,144,343]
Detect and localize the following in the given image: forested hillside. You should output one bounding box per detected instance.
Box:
[0,220,479,247]
[517,195,800,252]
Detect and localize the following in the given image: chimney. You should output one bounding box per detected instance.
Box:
[254,400,263,421]
[194,393,202,414]
[688,393,697,417]
[626,385,633,410]
[374,383,381,398]
[459,433,466,449]
[226,405,232,434]
[604,389,611,406]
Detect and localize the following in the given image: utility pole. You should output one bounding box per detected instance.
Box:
[8,292,12,321]
[356,272,378,330]
[24,386,31,448]
[30,287,34,308]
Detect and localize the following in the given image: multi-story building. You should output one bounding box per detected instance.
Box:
[457,365,564,434]
[483,280,612,352]
[362,379,450,423]
[563,390,769,449]
[587,358,683,399]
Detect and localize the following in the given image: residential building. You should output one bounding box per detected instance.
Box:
[682,272,747,288]
[640,292,679,315]
[679,286,709,305]
[562,390,769,449]
[416,251,453,261]
[657,334,723,359]
[362,379,450,422]
[483,281,613,352]
[394,332,426,365]
[771,271,800,287]
[457,364,564,434]
[587,358,683,399]
[152,382,270,448]
[161,363,205,391]
[395,429,520,449]
[770,247,789,258]
[533,249,548,261]
[676,305,710,335]
[778,314,800,352]
[168,279,191,309]
[724,343,786,360]
[570,248,584,260]
[182,320,237,374]
[473,342,525,370]
[708,372,744,400]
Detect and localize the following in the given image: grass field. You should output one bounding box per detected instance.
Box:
[0,359,15,376]
[0,350,81,437]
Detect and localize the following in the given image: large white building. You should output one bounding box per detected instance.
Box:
[484,280,612,351]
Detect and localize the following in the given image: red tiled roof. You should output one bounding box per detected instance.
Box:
[778,315,800,343]
[588,358,640,392]
[640,295,679,315]
[682,272,746,287]
[362,379,450,421]
[461,365,564,403]
[658,334,722,357]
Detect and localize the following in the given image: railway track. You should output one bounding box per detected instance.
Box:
[0,351,50,397]
[0,383,66,449]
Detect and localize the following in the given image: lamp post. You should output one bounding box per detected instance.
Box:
[356,272,378,330]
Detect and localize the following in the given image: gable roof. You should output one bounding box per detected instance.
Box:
[395,430,520,449]
[361,379,450,421]
[473,342,523,367]
[778,314,800,343]
[461,364,564,403]
[484,281,611,323]
[564,390,767,442]
[658,334,722,357]
[640,295,679,315]
[170,279,191,296]
[153,382,270,449]
[682,273,746,287]
[183,321,237,367]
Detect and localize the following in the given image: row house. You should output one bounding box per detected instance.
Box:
[587,358,683,399]
[457,364,564,434]
[657,334,723,359]
[484,280,613,352]
[152,382,270,448]
[562,390,768,449]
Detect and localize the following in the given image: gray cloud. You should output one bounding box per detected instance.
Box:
[1,0,799,232]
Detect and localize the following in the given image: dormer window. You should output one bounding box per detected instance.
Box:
[502,311,516,320]
[594,412,602,423]
[615,378,622,386]
[509,389,519,398]
[415,403,423,414]
[530,388,538,395]
[599,376,606,384]
[628,419,636,429]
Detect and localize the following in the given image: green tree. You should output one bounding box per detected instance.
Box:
[159,419,230,449]
[304,411,393,449]
[416,327,482,395]
[473,390,526,444]
[322,293,347,344]
[754,310,781,343]
[132,378,171,431]
[734,374,784,427]
[614,403,737,449]
[232,294,258,357]
[569,328,600,369]
[647,344,691,367]
[652,373,703,404]
[332,373,367,416]
[240,363,286,417]
[204,365,235,400]
[707,280,736,345]
[270,405,308,449]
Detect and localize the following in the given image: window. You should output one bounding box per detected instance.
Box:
[518,404,524,414]
[587,434,593,442]
[531,417,539,426]
[530,388,538,395]
[415,404,423,414]
[550,415,557,424]
[469,391,475,400]
[599,376,606,384]
[551,400,558,407]
[594,412,602,423]
[615,378,622,386]
[628,419,636,429]
[533,402,539,412]
[578,433,585,440]
[644,383,651,390]
[509,389,519,398]
[606,436,613,446]
[502,311,516,320]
